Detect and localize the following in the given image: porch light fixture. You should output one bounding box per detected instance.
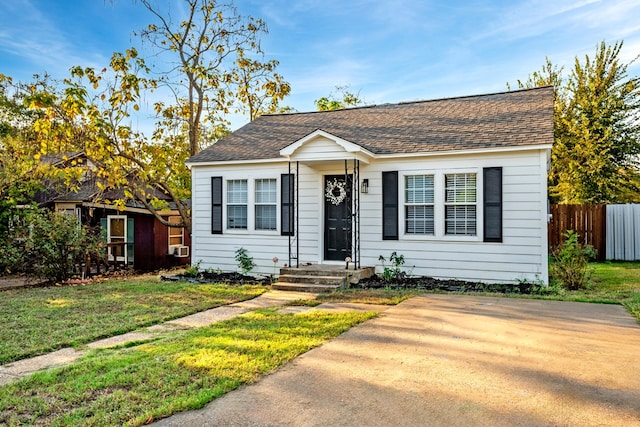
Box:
[361,178,369,194]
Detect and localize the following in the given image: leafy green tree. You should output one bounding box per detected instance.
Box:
[3,0,290,234]
[0,75,81,235]
[234,52,291,120]
[136,0,290,154]
[23,53,194,231]
[315,85,364,111]
[511,41,640,203]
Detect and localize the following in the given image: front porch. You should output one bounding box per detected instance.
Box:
[272,264,376,293]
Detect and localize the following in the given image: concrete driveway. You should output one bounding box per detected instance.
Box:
[155,295,640,426]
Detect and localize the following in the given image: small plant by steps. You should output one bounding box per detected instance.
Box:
[378,251,406,282]
[235,247,256,275]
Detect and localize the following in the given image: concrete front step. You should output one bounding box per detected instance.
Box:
[280,267,353,277]
[271,282,341,293]
[279,266,375,285]
[278,274,345,287]
[275,265,376,292]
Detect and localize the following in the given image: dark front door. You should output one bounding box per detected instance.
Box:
[324,175,352,261]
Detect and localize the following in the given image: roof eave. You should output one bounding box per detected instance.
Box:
[187,157,286,167]
[374,144,553,159]
[188,143,553,167]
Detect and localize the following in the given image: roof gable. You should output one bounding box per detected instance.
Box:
[188,86,554,164]
[279,129,375,163]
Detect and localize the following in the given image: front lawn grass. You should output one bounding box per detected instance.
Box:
[315,288,425,305]
[584,261,640,320]
[0,309,377,426]
[0,278,266,364]
[284,288,423,307]
[517,261,640,322]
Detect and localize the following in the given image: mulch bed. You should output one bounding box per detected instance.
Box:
[356,275,540,294]
[161,271,272,286]
[162,272,539,294]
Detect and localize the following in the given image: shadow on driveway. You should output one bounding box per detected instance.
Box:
[154,295,640,427]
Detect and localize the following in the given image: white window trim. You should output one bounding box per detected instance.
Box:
[404,174,435,236]
[400,169,482,242]
[167,216,184,249]
[444,171,479,238]
[222,174,281,235]
[226,179,249,231]
[106,215,127,262]
[254,178,278,231]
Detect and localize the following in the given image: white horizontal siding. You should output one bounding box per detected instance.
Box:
[191,163,297,274]
[190,148,549,284]
[357,150,548,284]
[288,136,349,161]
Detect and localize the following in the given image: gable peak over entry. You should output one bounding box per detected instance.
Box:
[279,129,374,164]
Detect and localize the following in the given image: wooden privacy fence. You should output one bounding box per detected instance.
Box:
[548,204,640,261]
[548,204,606,261]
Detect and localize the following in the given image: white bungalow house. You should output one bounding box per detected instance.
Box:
[187,86,554,285]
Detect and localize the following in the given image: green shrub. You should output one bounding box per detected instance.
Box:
[30,212,77,281]
[27,211,102,282]
[0,239,24,274]
[235,247,256,275]
[0,205,39,274]
[550,230,596,290]
[1,208,103,280]
[378,251,406,282]
[185,260,201,277]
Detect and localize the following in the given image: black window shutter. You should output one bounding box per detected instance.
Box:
[382,171,399,240]
[483,167,502,242]
[211,176,223,234]
[281,174,294,236]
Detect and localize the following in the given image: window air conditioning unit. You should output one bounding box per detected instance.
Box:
[173,246,189,258]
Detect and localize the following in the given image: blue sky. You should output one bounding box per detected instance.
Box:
[1,0,639,131]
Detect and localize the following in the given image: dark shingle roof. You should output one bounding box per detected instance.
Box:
[39,152,85,166]
[188,86,554,163]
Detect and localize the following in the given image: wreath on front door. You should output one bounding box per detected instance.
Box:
[325,178,347,205]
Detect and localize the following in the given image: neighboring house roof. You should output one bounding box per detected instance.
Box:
[35,152,188,212]
[41,178,186,210]
[39,151,86,166]
[188,86,554,164]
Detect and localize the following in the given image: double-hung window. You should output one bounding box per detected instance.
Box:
[405,175,434,235]
[255,178,277,230]
[227,179,248,229]
[445,173,477,235]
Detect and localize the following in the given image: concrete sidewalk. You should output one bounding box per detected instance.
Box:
[0,290,388,386]
[154,295,640,427]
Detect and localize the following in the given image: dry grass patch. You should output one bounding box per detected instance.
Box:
[0,278,266,364]
[0,309,377,426]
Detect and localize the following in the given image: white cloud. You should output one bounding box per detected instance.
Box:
[618,38,640,70]
[469,0,639,44]
[571,0,640,27]
[0,1,108,80]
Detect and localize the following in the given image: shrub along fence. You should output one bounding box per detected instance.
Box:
[548,204,606,261]
[548,204,640,261]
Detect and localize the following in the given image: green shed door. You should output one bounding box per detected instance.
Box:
[126,217,134,265]
[100,217,107,241]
